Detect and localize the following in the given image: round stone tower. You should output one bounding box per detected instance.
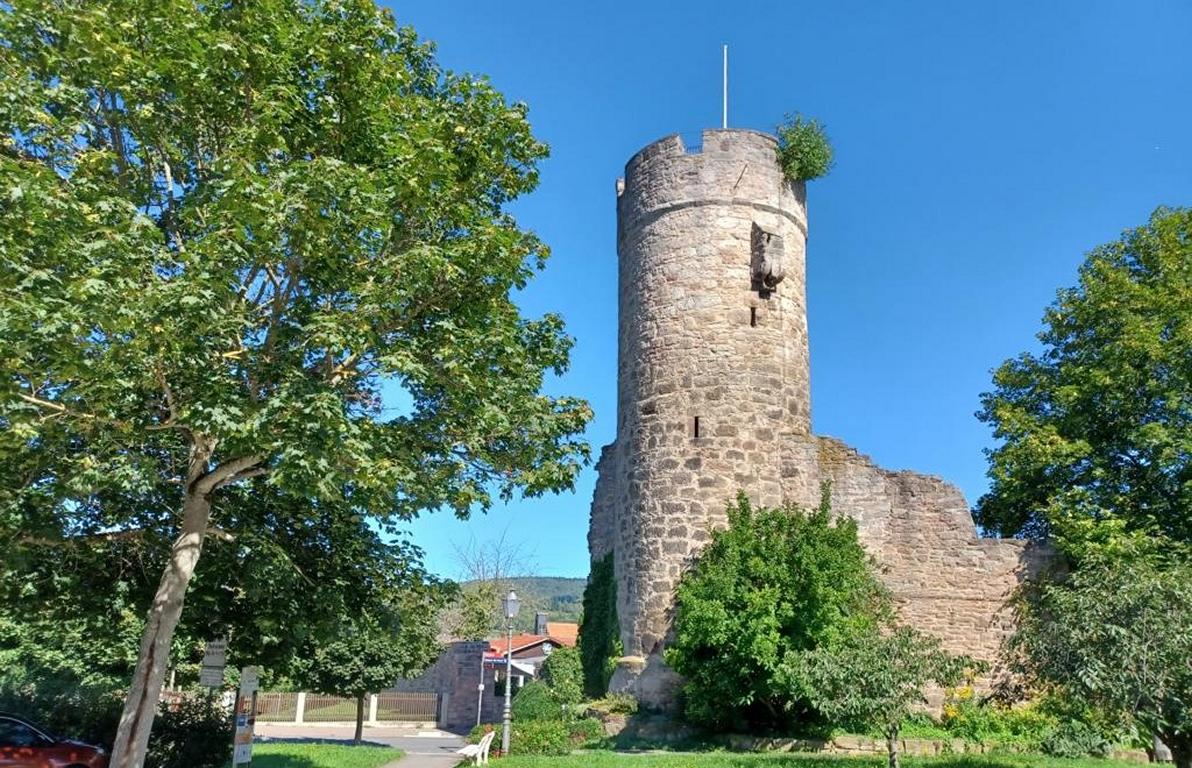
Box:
[589,127,1049,713]
[602,128,811,703]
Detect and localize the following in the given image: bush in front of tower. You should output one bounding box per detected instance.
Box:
[776,114,834,182]
[665,489,888,735]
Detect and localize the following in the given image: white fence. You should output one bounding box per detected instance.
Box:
[254,691,439,724]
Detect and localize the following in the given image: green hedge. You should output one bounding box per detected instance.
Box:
[468,717,604,756]
[0,678,231,768]
[512,681,566,722]
[540,646,583,706]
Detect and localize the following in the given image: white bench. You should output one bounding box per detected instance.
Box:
[455,730,496,765]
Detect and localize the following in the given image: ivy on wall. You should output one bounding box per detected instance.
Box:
[578,553,621,698]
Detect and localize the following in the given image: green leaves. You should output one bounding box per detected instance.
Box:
[1,3,589,753]
[540,646,584,708]
[1,0,590,528]
[578,552,620,698]
[1010,548,1192,765]
[666,491,888,733]
[977,208,1192,550]
[776,114,834,183]
[801,626,975,738]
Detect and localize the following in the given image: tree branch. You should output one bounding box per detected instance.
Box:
[329,352,361,385]
[205,526,236,543]
[219,466,269,489]
[192,454,265,496]
[17,393,106,423]
[160,157,185,253]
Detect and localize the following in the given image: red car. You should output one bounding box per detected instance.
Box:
[0,713,108,768]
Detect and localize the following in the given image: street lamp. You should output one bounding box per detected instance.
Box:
[501,589,520,755]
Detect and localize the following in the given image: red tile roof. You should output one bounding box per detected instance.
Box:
[545,622,579,647]
[488,631,575,656]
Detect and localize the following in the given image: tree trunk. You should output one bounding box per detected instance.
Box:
[1167,732,1192,768]
[886,725,900,768]
[354,693,365,745]
[109,490,213,768]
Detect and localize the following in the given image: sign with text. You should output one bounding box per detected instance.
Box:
[199,666,224,688]
[201,639,228,667]
[200,638,227,689]
[231,666,258,766]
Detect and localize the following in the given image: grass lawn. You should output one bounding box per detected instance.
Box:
[248,742,403,768]
[498,752,1145,768]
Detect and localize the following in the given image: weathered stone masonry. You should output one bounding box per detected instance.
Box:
[587,128,1049,708]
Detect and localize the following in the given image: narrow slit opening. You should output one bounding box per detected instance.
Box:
[750,306,757,327]
[693,416,701,439]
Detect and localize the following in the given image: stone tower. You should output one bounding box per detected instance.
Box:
[588,128,1049,708]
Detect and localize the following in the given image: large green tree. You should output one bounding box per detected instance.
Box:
[1010,548,1192,768]
[665,491,887,733]
[0,2,590,766]
[5,489,454,680]
[1,491,452,751]
[976,208,1191,546]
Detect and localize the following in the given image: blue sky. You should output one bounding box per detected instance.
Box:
[385,0,1192,579]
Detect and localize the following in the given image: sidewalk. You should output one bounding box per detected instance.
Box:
[382,750,462,768]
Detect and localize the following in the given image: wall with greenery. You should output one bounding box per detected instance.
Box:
[579,553,621,698]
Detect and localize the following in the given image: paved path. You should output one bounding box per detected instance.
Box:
[256,723,464,767]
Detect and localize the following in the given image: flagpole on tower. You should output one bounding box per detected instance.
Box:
[722,44,728,129]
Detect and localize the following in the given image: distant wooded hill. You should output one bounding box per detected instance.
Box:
[462,576,586,632]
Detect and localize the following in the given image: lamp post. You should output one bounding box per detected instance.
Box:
[501,589,520,756]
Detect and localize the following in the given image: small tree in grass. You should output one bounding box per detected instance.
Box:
[301,573,447,745]
[304,617,423,745]
[800,626,976,768]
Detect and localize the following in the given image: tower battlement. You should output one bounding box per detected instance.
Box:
[616,129,807,239]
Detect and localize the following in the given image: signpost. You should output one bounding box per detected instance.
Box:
[232,666,259,766]
[200,639,227,688]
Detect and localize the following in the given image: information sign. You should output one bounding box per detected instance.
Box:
[200,638,227,689]
[231,666,259,766]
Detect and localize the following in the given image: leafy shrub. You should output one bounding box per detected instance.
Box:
[898,713,951,741]
[510,719,571,756]
[666,491,887,733]
[776,114,834,182]
[569,716,605,746]
[940,687,1055,749]
[540,646,583,706]
[470,717,602,754]
[145,695,233,768]
[579,553,621,698]
[899,687,1117,758]
[0,677,231,768]
[0,677,123,748]
[588,692,638,715]
[1041,720,1112,758]
[512,680,566,722]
